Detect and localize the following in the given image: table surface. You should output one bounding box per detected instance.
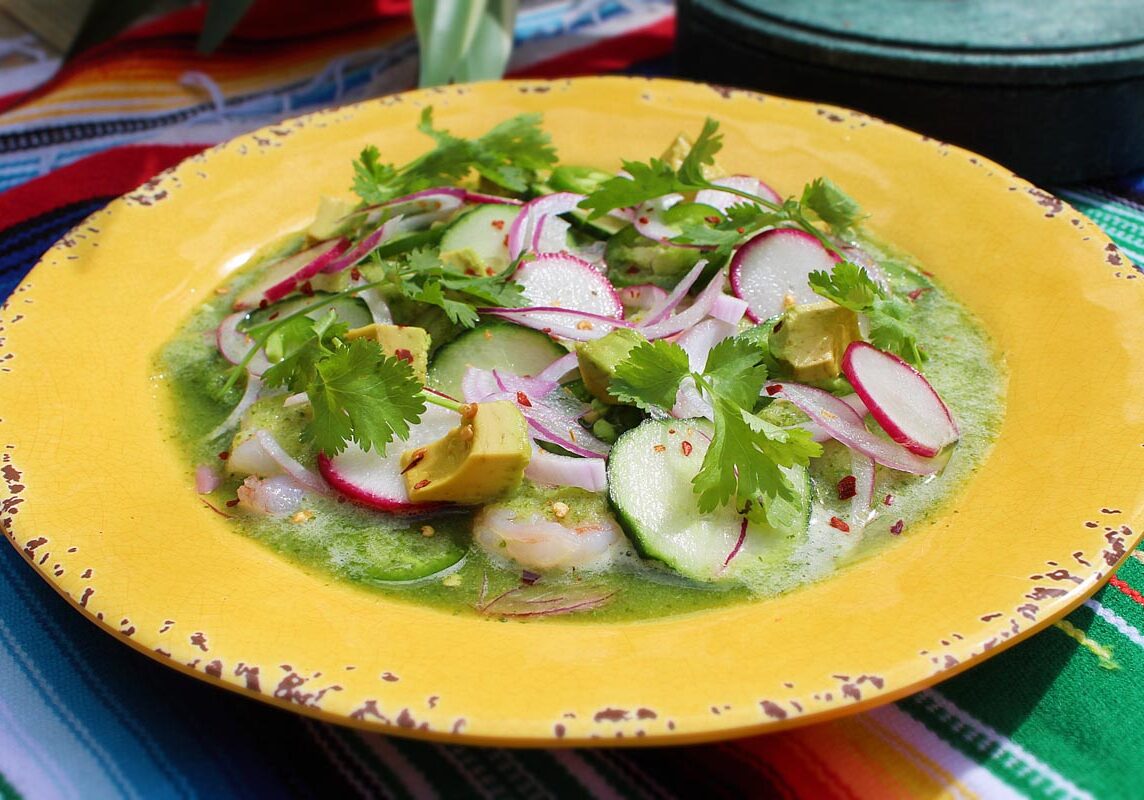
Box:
[1,2,1143,798]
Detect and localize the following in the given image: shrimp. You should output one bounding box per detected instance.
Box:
[473,506,621,571]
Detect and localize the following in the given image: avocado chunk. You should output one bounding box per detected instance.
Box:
[769,302,862,383]
[400,401,531,504]
[307,196,357,241]
[345,324,431,383]
[576,328,647,404]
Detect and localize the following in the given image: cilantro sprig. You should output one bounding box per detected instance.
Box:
[809,262,926,366]
[352,108,557,204]
[612,337,822,526]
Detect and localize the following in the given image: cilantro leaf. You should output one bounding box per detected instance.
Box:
[801,177,863,232]
[411,280,481,328]
[809,261,926,365]
[351,108,555,204]
[610,339,690,411]
[307,339,426,455]
[677,117,723,185]
[701,337,768,409]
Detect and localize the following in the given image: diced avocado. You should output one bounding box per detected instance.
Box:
[576,328,647,404]
[660,134,725,179]
[345,324,431,383]
[769,302,861,383]
[401,401,530,504]
[605,225,706,288]
[307,196,357,241]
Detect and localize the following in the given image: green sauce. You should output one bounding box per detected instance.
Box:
[155,232,1005,623]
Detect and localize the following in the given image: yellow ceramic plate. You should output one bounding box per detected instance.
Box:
[2,78,1142,746]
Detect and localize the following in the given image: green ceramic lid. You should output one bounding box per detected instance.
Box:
[677,0,1144,182]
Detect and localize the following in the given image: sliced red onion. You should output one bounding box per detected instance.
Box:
[227,434,283,477]
[524,445,607,491]
[479,583,617,617]
[695,175,781,212]
[463,190,523,205]
[253,429,330,493]
[507,192,584,260]
[669,319,735,420]
[618,284,668,313]
[237,474,305,516]
[233,239,348,310]
[639,268,727,340]
[356,187,466,225]
[320,213,410,274]
[207,373,263,440]
[641,259,709,327]
[347,273,393,324]
[709,293,748,325]
[533,351,579,386]
[532,214,571,254]
[478,306,633,341]
[195,465,222,494]
[774,383,943,474]
[461,366,500,403]
[850,450,876,535]
[719,518,749,573]
[216,312,271,376]
[262,237,348,304]
[492,371,608,458]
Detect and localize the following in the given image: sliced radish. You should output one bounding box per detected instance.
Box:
[842,342,958,457]
[642,259,707,327]
[318,404,458,513]
[774,382,943,474]
[730,228,840,322]
[512,252,623,336]
[233,240,346,311]
[477,306,632,341]
[695,175,781,212]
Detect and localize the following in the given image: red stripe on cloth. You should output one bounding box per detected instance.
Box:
[510,15,675,79]
[1110,577,1144,607]
[0,144,204,229]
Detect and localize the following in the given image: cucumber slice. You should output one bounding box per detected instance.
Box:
[607,419,810,582]
[428,322,566,399]
[243,293,373,331]
[439,204,520,275]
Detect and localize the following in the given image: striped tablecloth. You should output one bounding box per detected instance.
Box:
[1,2,1142,797]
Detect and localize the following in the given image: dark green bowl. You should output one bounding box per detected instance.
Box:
[676,0,1144,183]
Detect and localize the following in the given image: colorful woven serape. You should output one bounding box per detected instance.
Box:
[1,2,1142,797]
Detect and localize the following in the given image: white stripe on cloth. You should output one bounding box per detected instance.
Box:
[1085,598,1144,650]
[357,735,438,799]
[302,718,399,800]
[866,704,1025,800]
[915,690,1094,800]
[548,749,625,800]
[0,690,79,800]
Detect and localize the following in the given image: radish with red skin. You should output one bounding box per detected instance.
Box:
[512,252,624,330]
[695,175,781,213]
[317,405,458,513]
[842,341,958,457]
[730,228,840,322]
[507,192,583,260]
[233,239,347,310]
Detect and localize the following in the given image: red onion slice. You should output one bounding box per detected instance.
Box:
[774,383,943,474]
[507,192,584,260]
[195,464,222,494]
[464,190,523,205]
[524,445,607,491]
[641,259,708,327]
[618,284,668,313]
[533,352,579,386]
[639,268,727,340]
[709,293,748,325]
[253,429,330,493]
[207,373,264,440]
[492,371,608,458]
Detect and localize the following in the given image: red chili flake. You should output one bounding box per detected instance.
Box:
[829,516,851,533]
[668,428,676,435]
[681,441,693,456]
[837,475,857,500]
[217,451,230,461]
[653,444,666,453]
[736,227,745,234]
[638,216,650,225]
[225,498,240,508]
[492,219,506,230]
[299,281,315,297]
[890,519,905,535]
[765,384,783,396]
[414,479,431,490]
[336,495,347,504]
[883,494,894,506]
[627,266,640,274]
[705,215,721,224]
[921,269,935,277]
[258,299,269,309]
[394,348,414,364]
[268,312,279,321]
[464,267,477,276]
[502,234,510,247]
[350,267,362,281]
[907,287,932,302]
[516,391,532,407]
[401,450,426,474]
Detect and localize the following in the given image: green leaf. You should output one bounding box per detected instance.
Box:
[452,0,520,84]
[677,118,723,185]
[307,340,426,455]
[808,261,881,311]
[411,280,481,328]
[610,340,691,412]
[869,297,927,365]
[351,146,402,206]
[412,0,487,88]
[578,159,683,219]
[800,177,863,231]
[701,337,768,409]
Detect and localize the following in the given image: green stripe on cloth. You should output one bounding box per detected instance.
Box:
[0,771,22,800]
[1058,189,1144,264]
